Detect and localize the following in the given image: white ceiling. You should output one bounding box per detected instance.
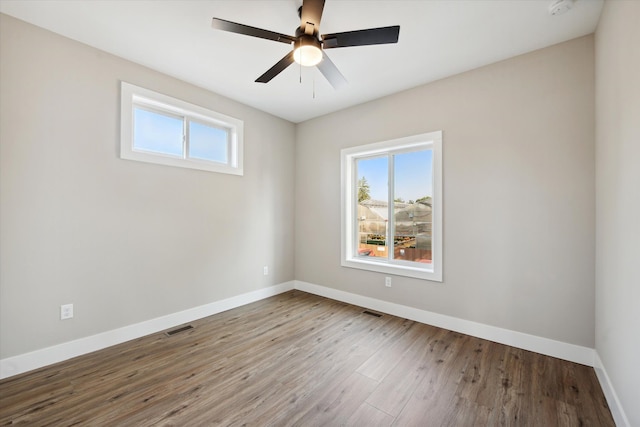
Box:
[1,0,603,123]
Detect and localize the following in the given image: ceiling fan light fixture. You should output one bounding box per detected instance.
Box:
[293,44,323,67]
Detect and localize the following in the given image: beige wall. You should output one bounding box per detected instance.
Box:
[595,1,640,425]
[1,6,616,382]
[296,36,596,347]
[3,5,636,420]
[0,15,296,358]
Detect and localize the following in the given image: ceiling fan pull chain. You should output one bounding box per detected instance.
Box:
[313,74,316,99]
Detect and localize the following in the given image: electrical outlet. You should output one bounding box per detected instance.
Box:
[263,266,269,276]
[385,277,392,287]
[60,304,74,320]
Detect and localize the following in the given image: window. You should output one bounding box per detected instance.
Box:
[341,131,442,281]
[120,82,243,175]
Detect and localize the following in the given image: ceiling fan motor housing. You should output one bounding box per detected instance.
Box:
[295,34,321,50]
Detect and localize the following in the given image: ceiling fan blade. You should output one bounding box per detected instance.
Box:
[255,51,296,83]
[322,25,400,49]
[300,0,325,35]
[317,52,347,90]
[212,18,295,45]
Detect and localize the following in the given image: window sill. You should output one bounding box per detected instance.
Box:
[341,257,442,282]
[121,148,243,175]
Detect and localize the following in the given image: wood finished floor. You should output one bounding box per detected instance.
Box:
[0,290,614,426]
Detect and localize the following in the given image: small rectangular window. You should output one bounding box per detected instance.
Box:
[342,131,443,281]
[121,82,243,175]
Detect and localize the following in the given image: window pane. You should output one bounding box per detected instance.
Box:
[133,107,183,157]
[188,121,228,163]
[393,150,433,264]
[355,156,389,258]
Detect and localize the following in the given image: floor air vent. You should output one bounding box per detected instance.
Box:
[363,310,383,318]
[165,325,194,336]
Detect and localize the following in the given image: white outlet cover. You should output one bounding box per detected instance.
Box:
[60,304,74,320]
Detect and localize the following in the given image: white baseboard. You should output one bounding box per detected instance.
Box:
[594,352,631,427]
[3,279,627,426]
[0,281,295,380]
[293,280,595,366]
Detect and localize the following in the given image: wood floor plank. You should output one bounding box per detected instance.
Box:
[288,372,379,427]
[128,299,376,425]
[0,290,615,426]
[366,326,448,416]
[392,332,475,426]
[243,315,385,426]
[438,396,492,427]
[256,314,410,426]
[346,402,394,426]
[490,346,529,426]
[569,363,616,426]
[355,321,427,381]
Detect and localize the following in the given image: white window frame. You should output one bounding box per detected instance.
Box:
[341,131,443,281]
[120,82,243,175]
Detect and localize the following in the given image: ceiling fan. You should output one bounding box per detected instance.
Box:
[211,0,400,89]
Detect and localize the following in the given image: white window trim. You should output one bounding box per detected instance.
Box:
[341,131,443,281]
[120,82,243,175]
